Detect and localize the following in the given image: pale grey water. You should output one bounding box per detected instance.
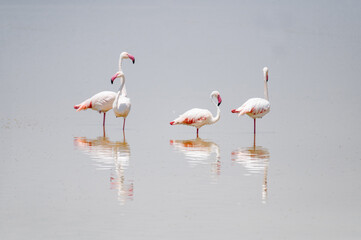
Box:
[1,1,361,239]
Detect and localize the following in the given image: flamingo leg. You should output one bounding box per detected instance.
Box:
[254,118,256,135]
[103,112,106,127]
[197,128,199,138]
[253,118,257,146]
[123,118,126,131]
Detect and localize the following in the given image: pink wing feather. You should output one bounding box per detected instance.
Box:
[232,98,270,118]
[170,108,211,125]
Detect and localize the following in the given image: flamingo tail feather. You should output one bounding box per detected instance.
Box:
[74,100,92,112]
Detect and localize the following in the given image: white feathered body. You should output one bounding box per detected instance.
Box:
[235,98,270,119]
[113,95,131,118]
[75,91,116,112]
[171,108,216,129]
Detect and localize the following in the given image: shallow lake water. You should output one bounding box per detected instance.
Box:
[1,1,361,239]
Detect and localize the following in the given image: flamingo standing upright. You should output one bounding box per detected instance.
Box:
[74,91,116,127]
[170,91,222,138]
[111,52,135,131]
[231,67,270,135]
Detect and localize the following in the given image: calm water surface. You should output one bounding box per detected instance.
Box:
[1,1,361,239]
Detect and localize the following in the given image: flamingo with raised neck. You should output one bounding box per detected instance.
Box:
[110,52,135,131]
[231,67,270,136]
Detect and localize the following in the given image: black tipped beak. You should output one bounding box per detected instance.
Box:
[111,79,114,84]
[217,95,222,106]
[128,54,135,64]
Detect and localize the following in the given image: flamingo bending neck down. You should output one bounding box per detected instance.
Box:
[111,52,135,131]
[74,91,116,127]
[231,67,270,136]
[170,91,222,138]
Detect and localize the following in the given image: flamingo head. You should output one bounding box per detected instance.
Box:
[120,52,135,64]
[210,91,222,106]
[263,67,269,82]
[110,71,124,84]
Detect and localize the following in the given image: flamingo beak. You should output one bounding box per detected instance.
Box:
[217,95,222,106]
[128,54,135,64]
[266,73,268,82]
[111,73,118,84]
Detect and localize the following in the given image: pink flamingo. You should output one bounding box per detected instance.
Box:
[74,91,116,127]
[110,52,135,131]
[170,91,222,138]
[231,67,270,135]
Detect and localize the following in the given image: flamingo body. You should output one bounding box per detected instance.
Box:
[74,91,116,127]
[74,91,116,113]
[113,95,131,118]
[231,98,270,119]
[170,108,214,129]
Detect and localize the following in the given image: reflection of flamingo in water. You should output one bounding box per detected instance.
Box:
[74,134,133,205]
[170,138,221,177]
[231,145,269,203]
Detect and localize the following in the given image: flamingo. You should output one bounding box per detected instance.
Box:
[111,72,130,131]
[170,91,222,138]
[110,52,135,131]
[74,91,116,127]
[231,67,270,135]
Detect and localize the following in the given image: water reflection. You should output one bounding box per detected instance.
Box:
[74,134,133,205]
[231,145,269,203]
[170,138,221,180]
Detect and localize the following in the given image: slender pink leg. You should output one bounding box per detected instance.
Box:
[123,118,126,131]
[197,128,199,138]
[254,118,256,135]
[103,112,106,127]
[253,118,256,146]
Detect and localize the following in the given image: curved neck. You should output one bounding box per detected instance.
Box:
[210,97,221,124]
[264,78,269,101]
[120,75,126,96]
[116,75,127,101]
[121,78,127,97]
[118,55,126,72]
[118,56,128,96]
